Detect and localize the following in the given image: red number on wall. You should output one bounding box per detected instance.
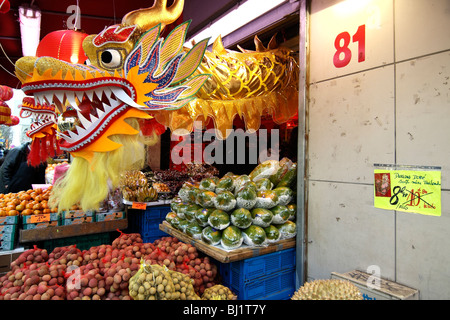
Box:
[333,24,366,68]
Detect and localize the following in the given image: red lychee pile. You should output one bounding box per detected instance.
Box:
[0,234,219,300]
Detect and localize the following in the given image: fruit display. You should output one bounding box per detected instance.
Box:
[45,161,69,184]
[120,170,158,202]
[147,164,219,199]
[290,279,363,300]
[0,234,228,300]
[201,284,237,300]
[165,158,298,250]
[0,186,57,217]
[152,182,171,193]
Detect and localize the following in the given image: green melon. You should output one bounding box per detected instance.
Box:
[276,163,297,188]
[270,205,291,224]
[221,226,243,250]
[273,187,293,206]
[233,175,251,193]
[175,218,189,233]
[269,157,294,185]
[178,184,193,202]
[170,196,183,212]
[188,186,201,203]
[255,178,274,191]
[175,203,189,219]
[276,220,297,239]
[249,160,280,182]
[165,212,178,225]
[286,203,297,221]
[185,221,203,239]
[169,215,181,229]
[184,203,202,221]
[215,176,234,193]
[264,225,281,243]
[208,209,230,230]
[242,225,267,246]
[194,207,215,227]
[202,226,222,245]
[196,190,217,208]
[230,208,252,229]
[213,190,236,211]
[199,177,217,192]
[255,190,279,209]
[251,208,274,227]
[235,186,257,210]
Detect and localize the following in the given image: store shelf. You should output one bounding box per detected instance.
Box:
[18,219,128,243]
[159,221,295,263]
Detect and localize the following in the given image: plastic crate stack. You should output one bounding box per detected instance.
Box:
[0,216,18,251]
[127,205,171,243]
[218,247,296,300]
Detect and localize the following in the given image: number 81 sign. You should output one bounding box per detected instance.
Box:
[333,24,366,68]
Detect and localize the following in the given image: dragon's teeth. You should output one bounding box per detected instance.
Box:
[89,115,99,123]
[77,111,92,129]
[97,108,105,119]
[66,93,80,111]
[86,90,94,101]
[75,91,84,102]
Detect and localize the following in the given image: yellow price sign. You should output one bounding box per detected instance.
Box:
[374,168,441,216]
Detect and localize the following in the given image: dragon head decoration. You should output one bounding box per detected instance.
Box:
[14,0,298,211]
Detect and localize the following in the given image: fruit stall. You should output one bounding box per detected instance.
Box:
[0,157,304,300]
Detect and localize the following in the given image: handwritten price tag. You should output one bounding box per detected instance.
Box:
[131,202,147,210]
[29,214,51,223]
[374,169,441,216]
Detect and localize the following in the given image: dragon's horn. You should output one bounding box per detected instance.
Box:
[122,0,185,31]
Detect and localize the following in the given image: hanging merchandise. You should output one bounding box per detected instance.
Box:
[0,0,10,14]
[13,0,299,213]
[36,30,88,64]
[0,85,19,126]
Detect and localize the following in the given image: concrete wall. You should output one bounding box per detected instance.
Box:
[306,0,450,299]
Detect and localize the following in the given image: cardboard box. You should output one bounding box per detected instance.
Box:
[62,216,94,225]
[331,270,419,300]
[0,240,14,251]
[0,216,19,225]
[22,212,59,224]
[61,210,94,219]
[0,224,16,242]
[22,220,60,230]
[95,211,125,222]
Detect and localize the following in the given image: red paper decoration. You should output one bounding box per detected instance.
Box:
[36,30,89,64]
[0,0,10,14]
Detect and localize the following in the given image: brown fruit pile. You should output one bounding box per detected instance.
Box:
[0,234,219,300]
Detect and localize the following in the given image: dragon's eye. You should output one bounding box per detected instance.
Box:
[100,49,122,69]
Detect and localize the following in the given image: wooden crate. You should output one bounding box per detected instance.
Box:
[331,270,419,300]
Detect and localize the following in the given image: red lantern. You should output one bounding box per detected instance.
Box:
[8,115,19,126]
[0,85,13,101]
[0,0,10,14]
[36,30,88,64]
[0,101,12,124]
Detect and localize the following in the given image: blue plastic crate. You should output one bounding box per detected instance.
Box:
[231,268,296,300]
[219,247,296,287]
[127,205,171,242]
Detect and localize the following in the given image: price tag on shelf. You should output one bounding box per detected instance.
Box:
[131,202,147,210]
[29,214,51,223]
